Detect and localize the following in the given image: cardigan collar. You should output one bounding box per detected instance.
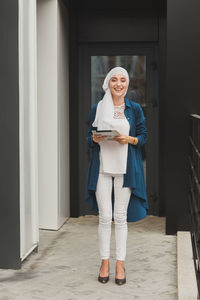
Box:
[124,97,131,108]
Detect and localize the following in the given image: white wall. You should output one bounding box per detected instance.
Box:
[37,0,70,229]
[57,0,70,226]
[19,0,39,260]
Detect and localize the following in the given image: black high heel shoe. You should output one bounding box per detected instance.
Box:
[98,264,109,283]
[115,267,126,285]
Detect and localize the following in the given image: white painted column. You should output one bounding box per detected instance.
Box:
[18,0,70,262]
[37,0,70,230]
[18,0,39,260]
[57,0,70,227]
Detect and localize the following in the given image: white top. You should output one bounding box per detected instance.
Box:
[99,103,130,174]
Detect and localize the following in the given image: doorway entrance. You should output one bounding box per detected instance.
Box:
[70,42,159,217]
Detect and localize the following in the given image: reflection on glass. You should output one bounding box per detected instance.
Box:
[91,55,146,109]
[91,55,147,179]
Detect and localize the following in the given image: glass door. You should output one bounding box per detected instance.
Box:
[91,56,146,107]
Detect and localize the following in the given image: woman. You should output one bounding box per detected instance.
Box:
[85,67,149,285]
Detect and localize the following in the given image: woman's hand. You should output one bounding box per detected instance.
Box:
[113,135,138,145]
[92,133,106,143]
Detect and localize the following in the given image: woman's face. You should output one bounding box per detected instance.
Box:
[109,74,127,97]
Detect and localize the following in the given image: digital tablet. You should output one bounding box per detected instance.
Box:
[92,130,120,140]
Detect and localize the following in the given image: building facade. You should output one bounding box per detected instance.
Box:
[0,0,199,269]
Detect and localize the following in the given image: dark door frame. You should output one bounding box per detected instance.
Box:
[69,41,159,218]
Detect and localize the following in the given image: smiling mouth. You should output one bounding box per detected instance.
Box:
[114,88,123,91]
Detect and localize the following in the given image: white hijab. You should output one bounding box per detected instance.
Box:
[92,67,129,130]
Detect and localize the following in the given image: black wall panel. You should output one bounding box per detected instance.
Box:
[0,0,21,268]
[70,0,160,11]
[166,0,200,234]
[78,13,158,42]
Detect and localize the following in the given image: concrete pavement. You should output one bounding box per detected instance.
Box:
[0,215,177,300]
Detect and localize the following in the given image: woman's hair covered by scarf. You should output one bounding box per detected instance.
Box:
[92,67,129,130]
[102,67,129,94]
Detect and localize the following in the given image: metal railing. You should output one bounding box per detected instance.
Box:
[189,114,200,296]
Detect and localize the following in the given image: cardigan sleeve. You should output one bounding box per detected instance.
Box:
[87,104,98,149]
[135,104,148,147]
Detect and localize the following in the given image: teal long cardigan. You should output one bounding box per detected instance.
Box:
[85,98,149,222]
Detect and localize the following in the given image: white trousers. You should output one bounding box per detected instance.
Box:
[95,172,131,261]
